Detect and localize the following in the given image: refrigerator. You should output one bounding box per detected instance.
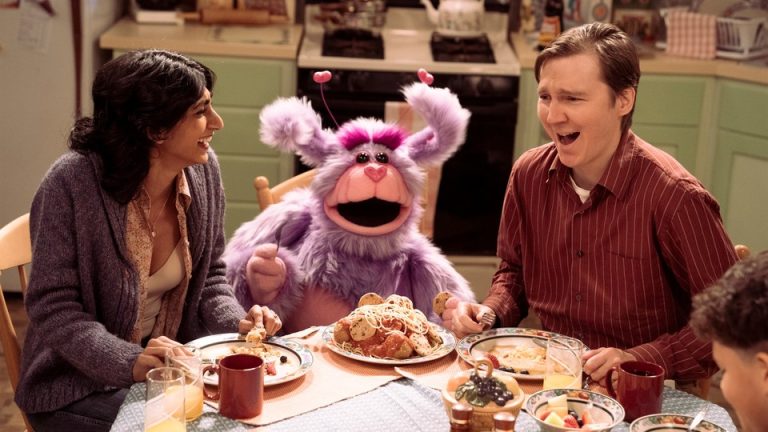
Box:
[0,0,124,292]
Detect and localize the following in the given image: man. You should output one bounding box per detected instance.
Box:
[442,23,737,390]
[690,252,768,432]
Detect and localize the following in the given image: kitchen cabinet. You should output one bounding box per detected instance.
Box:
[711,80,768,254]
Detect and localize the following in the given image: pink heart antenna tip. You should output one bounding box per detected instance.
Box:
[313,70,332,84]
[417,68,434,85]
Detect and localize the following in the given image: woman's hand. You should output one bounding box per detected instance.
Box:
[582,347,637,385]
[132,336,184,382]
[441,296,492,338]
[239,305,282,336]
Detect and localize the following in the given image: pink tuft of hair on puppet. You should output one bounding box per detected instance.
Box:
[223,68,475,334]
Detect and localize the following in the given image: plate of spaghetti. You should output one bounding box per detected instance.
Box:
[187,331,313,387]
[322,293,456,365]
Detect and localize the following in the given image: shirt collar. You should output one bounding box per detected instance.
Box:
[546,130,638,200]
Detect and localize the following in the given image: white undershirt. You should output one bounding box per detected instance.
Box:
[141,240,184,338]
[570,176,592,203]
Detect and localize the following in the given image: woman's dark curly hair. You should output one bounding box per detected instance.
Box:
[690,250,768,353]
[69,49,216,204]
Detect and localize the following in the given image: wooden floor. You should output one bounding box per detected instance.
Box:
[0,292,742,431]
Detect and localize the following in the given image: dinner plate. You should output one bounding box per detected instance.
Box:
[186,333,313,387]
[456,327,563,380]
[321,324,456,365]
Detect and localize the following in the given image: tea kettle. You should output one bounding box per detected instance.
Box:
[420,0,485,37]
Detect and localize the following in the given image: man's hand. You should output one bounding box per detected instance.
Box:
[239,305,282,336]
[582,347,637,385]
[441,296,494,338]
[132,336,183,382]
[245,244,286,304]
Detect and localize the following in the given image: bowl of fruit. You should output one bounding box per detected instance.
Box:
[525,388,625,431]
[442,358,525,431]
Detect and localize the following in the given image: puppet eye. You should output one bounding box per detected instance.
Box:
[375,153,389,163]
[356,152,370,163]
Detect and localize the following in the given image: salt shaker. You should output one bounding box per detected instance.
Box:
[450,402,473,431]
[492,412,516,432]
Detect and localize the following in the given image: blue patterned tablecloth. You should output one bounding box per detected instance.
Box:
[112,379,737,431]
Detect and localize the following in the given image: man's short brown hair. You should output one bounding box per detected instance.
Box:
[534,22,640,134]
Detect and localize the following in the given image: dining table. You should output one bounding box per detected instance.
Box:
[110,327,739,432]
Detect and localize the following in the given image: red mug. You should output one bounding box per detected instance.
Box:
[203,353,264,419]
[606,360,665,422]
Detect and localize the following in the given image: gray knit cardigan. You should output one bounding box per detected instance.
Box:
[15,150,246,413]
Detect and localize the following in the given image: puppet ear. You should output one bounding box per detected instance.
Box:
[401,83,471,166]
[258,97,338,167]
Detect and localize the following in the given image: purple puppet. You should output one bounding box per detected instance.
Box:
[223,71,476,333]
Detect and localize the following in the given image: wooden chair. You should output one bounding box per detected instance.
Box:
[735,244,751,260]
[254,167,442,238]
[0,213,33,431]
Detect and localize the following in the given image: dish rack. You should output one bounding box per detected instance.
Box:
[716,15,768,59]
[658,8,768,60]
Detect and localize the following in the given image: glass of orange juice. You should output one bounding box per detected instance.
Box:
[543,336,583,390]
[166,346,205,422]
[145,367,186,432]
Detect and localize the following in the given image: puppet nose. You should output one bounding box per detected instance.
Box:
[364,165,387,182]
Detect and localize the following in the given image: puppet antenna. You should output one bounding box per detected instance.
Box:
[312,71,340,129]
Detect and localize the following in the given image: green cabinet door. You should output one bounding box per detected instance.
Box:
[711,80,768,254]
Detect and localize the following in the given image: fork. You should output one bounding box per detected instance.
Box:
[688,405,707,431]
[478,310,495,329]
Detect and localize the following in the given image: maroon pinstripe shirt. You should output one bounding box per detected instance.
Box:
[484,131,737,381]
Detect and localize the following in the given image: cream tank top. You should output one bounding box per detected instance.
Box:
[141,240,185,338]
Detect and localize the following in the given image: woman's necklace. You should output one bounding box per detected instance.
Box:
[144,189,172,239]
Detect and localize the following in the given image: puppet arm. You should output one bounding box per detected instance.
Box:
[405,238,476,322]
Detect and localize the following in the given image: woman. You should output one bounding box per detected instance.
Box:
[15,49,282,431]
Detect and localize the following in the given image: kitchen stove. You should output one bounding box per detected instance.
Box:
[297,5,521,256]
[322,28,385,59]
[430,32,496,63]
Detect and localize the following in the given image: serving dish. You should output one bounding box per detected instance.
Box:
[186,333,313,387]
[630,414,728,432]
[525,388,625,432]
[456,327,562,380]
[442,358,525,431]
[321,323,456,365]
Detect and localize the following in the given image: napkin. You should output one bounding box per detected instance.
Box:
[665,11,717,60]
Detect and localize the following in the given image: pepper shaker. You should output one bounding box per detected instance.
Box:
[450,402,473,431]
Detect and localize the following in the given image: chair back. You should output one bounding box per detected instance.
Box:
[0,213,33,431]
[254,168,441,239]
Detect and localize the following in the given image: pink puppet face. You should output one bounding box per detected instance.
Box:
[323,125,414,236]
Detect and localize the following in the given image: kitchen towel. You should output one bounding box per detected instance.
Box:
[384,101,441,239]
[665,10,717,59]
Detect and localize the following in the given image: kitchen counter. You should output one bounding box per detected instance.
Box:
[99,18,303,60]
[510,32,768,86]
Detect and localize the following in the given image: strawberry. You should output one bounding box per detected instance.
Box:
[485,353,500,368]
[563,414,579,429]
[265,361,277,376]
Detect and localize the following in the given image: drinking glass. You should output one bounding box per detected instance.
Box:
[145,367,186,432]
[543,336,583,390]
[166,346,205,422]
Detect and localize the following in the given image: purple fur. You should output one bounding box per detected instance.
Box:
[225,81,477,326]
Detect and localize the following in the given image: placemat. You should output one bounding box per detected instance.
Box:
[213,329,407,426]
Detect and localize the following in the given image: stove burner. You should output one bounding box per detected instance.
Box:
[430,32,496,64]
[322,29,384,59]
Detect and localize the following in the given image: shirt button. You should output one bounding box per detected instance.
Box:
[576,249,584,258]
[575,293,582,301]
